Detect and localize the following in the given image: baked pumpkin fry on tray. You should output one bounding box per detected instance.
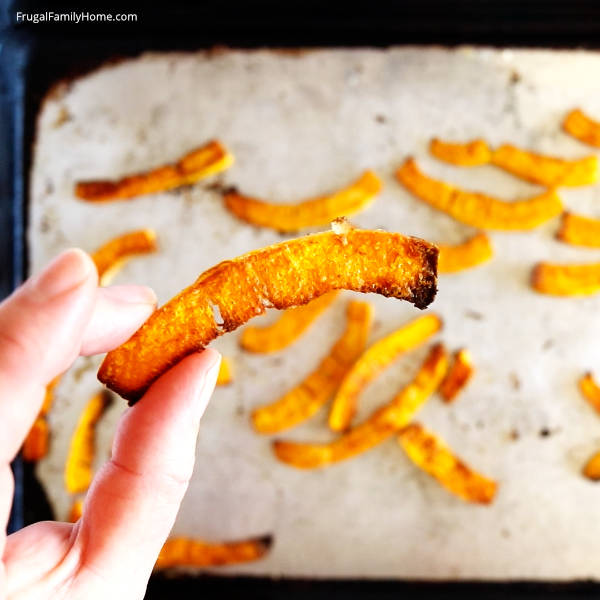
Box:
[273,343,448,469]
[224,170,381,232]
[579,372,600,414]
[241,291,340,354]
[398,423,497,504]
[557,212,600,248]
[396,158,562,230]
[252,301,372,435]
[440,348,474,403]
[430,137,598,187]
[438,233,493,274]
[98,224,439,403]
[563,108,600,148]
[531,261,600,296]
[75,140,233,202]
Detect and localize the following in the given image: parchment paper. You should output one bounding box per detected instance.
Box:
[30,47,600,579]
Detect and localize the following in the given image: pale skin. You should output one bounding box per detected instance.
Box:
[0,249,221,599]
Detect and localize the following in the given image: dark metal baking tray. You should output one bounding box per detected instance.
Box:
[3,1,600,597]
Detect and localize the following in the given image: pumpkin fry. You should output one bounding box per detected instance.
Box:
[583,451,600,481]
[68,499,84,523]
[22,418,49,462]
[216,358,233,386]
[398,423,497,504]
[430,138,492,166]
[328,313,442,432]
[64,391,111,494]
[440,349,474,402]
[438,233,493,274]
[563,109,600,148]
[241,291,340,354]
[273,344,448,469]
[430,137,597,187]
[98,226,438,403]
[91,229,157,285]
[557,212,600,248]
[155,535,272,570]
[252,301,373,434]
[531,261,600,296]
[396,158,562,230]
[75,140,233,202]
[579,372,600,414]
[224,170,381,232]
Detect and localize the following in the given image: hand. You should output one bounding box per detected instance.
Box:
[0,249,221,599]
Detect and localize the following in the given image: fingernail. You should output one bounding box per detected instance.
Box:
[101,285,157,306]
[31,249,95,301]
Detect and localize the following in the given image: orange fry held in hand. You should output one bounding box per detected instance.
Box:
[531,262,600,297]
[328,313,442,432]
[75,140,233,202]
[241,291,340,354]
[396,158,562,230]
[563,109,600,148]
[438,233,493,274]
[439,348,474,402]
[557,212,600,248]
[273,344,448,469]
[155,535,272,569]
[99,226,438,403]
[430,137,598,187]
[252,301,373,434]
[64,391,111,494]
[224,170,381,232]
[398,423,497,504]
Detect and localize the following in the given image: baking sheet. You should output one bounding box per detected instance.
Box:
[29,47,600,579]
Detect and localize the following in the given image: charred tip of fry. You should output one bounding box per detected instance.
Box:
[256,534,274,551]
[531,261,600,297]
[429,138,492,166]
[583,451,600,481]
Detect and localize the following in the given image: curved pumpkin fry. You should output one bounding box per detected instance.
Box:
[155,535,272,570]
[98,226,438,403]
[75,140,233,202]
[22,418,49,462]
[224,170,381,232]
[531,262,600,296]
[440,348,474,402]
[396,158,562,230]
[68,499,84,523]
[563,109,600,148]
[579,372,600,414]
[557,212,600,248]
[216,358,233,386]
[430,136,597,187]
[398,423,497,504]
[583,451,600,481]
[241,291,339,354]
[252,301,373,434]
[273,343,448,469]
[64,391,111,494]
[328,313,442,432]
[438,233,493,274]
[92,229,157,285]
[430,138,492,166]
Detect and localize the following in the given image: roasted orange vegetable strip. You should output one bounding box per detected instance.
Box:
[440,349,474,402]
[99,227,438,403]
[75,140,233,202]
[252,301,372,434]
[430,138,492,166]
[216,358,233,386]
[64,391,111,494]
[241,291,340,354]
[563,109,600,148]
[396,158,562,230]
[91,229,157,285]
[68,499,84,523]
[329,313,442,432]
[531,261,600,297]
[273,344,448,469]
[398,423,497,504]
[430,137,597,187]
[438,233,493,274]
[224,171,381,232]
[579,372,600,414]
[557,212,600,248]
[21,418,49,462]
[583,451,600,481]
[155,535,272,569]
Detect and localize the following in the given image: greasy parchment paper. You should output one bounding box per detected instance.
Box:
[29,47,600,580]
